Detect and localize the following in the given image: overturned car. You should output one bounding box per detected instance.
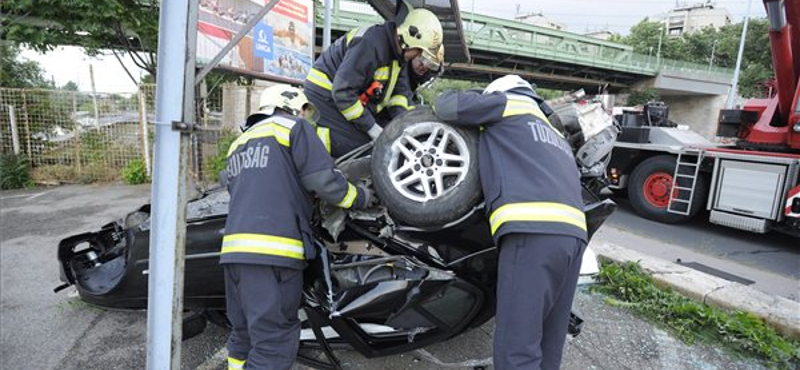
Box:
[56,96,619,367]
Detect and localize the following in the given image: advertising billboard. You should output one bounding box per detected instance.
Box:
[197,0,314,84]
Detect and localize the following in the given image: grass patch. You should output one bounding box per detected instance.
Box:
[0,154,34,189]
[56,296,106,314]
[31,163,119,184]
[121,159,149,185]
[594,261,800,369]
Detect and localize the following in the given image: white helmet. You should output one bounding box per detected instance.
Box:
[256,84,308,116]
[483,75,534,96]
[242,85,318,131]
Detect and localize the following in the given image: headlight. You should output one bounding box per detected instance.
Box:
[793,122,800,133]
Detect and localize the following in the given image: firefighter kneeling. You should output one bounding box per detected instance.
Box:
[221,85,374,370]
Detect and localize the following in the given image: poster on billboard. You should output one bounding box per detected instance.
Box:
[196,0,314,84]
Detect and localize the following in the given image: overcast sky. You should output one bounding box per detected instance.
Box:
[21,0,767,93]
[459,0,765,33]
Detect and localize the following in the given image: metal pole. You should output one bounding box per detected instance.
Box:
[195,0,282,84]
[139,88,152,177]
[708,40,717,70]
[8,105,20,155]
[145,0,195,368]
[89,64,100,128]
[20,90,32,161]
[656,22,665,67]
[323,0,332,49]
[73,92,82,174]
[727,0,753,109]
[470,0,475,33]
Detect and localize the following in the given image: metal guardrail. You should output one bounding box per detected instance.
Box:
[317,0,734,82]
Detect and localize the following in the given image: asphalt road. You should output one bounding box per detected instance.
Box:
[594,195,800,301]
[0,184,786,370]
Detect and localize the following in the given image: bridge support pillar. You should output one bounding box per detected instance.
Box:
[660,94,728,140]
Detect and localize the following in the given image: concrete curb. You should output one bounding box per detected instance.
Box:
[591,242,800,340]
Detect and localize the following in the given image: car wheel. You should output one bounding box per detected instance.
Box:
[628,155,706,223]
[371,108,481,227]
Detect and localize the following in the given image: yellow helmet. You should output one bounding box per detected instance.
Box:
[398,8,444,69]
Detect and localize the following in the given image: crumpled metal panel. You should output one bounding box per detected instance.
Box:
[186,187,230,220]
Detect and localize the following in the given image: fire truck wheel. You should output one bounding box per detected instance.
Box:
[628,155,707,223]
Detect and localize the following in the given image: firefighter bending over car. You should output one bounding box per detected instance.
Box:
[221,85,374,370]
[304,8,444,157]
[434,75,588,370]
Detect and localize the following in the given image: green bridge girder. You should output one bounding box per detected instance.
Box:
[314,1,734,91]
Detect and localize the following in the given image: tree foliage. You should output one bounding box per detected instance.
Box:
[1,0,159,83]
[61,81,80,91]
[627,88,661,106]
[418,78,566,104]
[615,18,773,98]
[0,43,51,88]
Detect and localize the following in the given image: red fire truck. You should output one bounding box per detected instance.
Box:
[607,0,800,237]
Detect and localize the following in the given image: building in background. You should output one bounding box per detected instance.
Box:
[655,1,732,37]
[514,12,566,31]
[584,30,615,41]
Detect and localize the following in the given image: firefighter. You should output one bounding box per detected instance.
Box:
[304,8,443,157]
[222,85,373,370]
[374,46,444,124]
[408,44,444,92]
[433,75,588,370]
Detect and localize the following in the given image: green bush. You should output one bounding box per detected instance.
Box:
[121,159,148,185]
[594,262,800,369]
[0,154,33,189]
[204,131,238,183]
[626,88,661,106]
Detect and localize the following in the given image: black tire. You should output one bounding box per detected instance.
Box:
[628,155,707,223]
[371,107,481,227]
[182,310,208,340]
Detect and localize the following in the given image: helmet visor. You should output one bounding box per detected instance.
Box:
[419,49,441,71]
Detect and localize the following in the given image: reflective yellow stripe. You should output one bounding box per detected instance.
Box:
[341,100,364,120]
[503,97,565,139]
[374,66,390,80]
[489,202,586,235]
[345,27,368,45]
[316,127,331,154]
[376,60,402,112]
[346,28,358,45]
[221,233,305,260]
[227,123,291,157]
[336,183,358,208]
[228,357,245,370]
[387,95,410,110]
[307,68,333,90]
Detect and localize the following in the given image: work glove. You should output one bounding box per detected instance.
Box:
[356,183,379,209]
[367,124,383,141]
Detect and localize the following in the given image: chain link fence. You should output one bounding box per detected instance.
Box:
[0,83,276,185]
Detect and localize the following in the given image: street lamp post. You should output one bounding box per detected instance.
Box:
[709,39,718,70]
[727,0,753,109]
[656,21,666,67]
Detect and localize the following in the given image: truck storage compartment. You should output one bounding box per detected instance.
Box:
[710,159,787,220]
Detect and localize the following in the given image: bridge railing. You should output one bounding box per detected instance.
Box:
[317,1,734,82]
